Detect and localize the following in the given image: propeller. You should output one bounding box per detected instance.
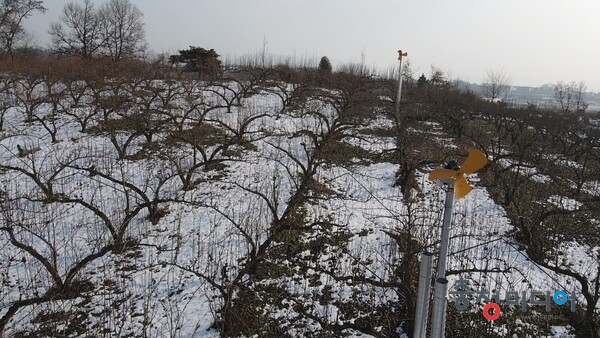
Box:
[428,149,488,199]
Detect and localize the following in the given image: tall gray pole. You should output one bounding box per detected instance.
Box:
[431,181,455,337]
[430,277,448,338]
[413,252,434,338]
[395,50,407,113]
[437,182,455,279]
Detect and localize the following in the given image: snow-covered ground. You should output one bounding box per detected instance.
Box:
[0,78,595,337]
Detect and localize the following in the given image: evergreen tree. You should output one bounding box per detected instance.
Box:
[318,56,332,74]
[170,46,221,77]
[417,73,427,89]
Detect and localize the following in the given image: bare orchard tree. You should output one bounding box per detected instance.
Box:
[49,0,104,59]
[482,69,511,101]
[0,200,115,334]
[0,144,115,334]
[0,74,15,130]
[0,0,46,58]
[99,0,146,60]
[13,69,45,122]
[554,81,588,113]
[401,58,415,85]
[163,124,229,191]
[573,81,588,112]
[206,103,269,147]
[554,81,574,113]
[429,65,448,87]
[170,80,218,130]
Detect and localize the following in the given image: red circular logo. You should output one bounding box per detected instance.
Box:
[483,303,501,321]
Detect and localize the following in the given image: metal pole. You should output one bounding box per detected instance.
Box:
[430,181,454,338]
[413,252,434,338]
[430,277,448,338]
[437,182,455,279]
[395,50,407,113]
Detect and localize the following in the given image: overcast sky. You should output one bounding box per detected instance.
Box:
[24,0,600,91]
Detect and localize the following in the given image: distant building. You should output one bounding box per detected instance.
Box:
[466,82,600,112]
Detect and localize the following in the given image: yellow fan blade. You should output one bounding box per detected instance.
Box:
[458,149,488,174]
[455,176,473,199]
[429,169,459,181]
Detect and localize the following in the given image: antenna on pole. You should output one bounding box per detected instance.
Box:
[395,50,408,113]
[423,149,488,338]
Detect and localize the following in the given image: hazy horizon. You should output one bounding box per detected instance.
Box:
[22,0,600,92]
